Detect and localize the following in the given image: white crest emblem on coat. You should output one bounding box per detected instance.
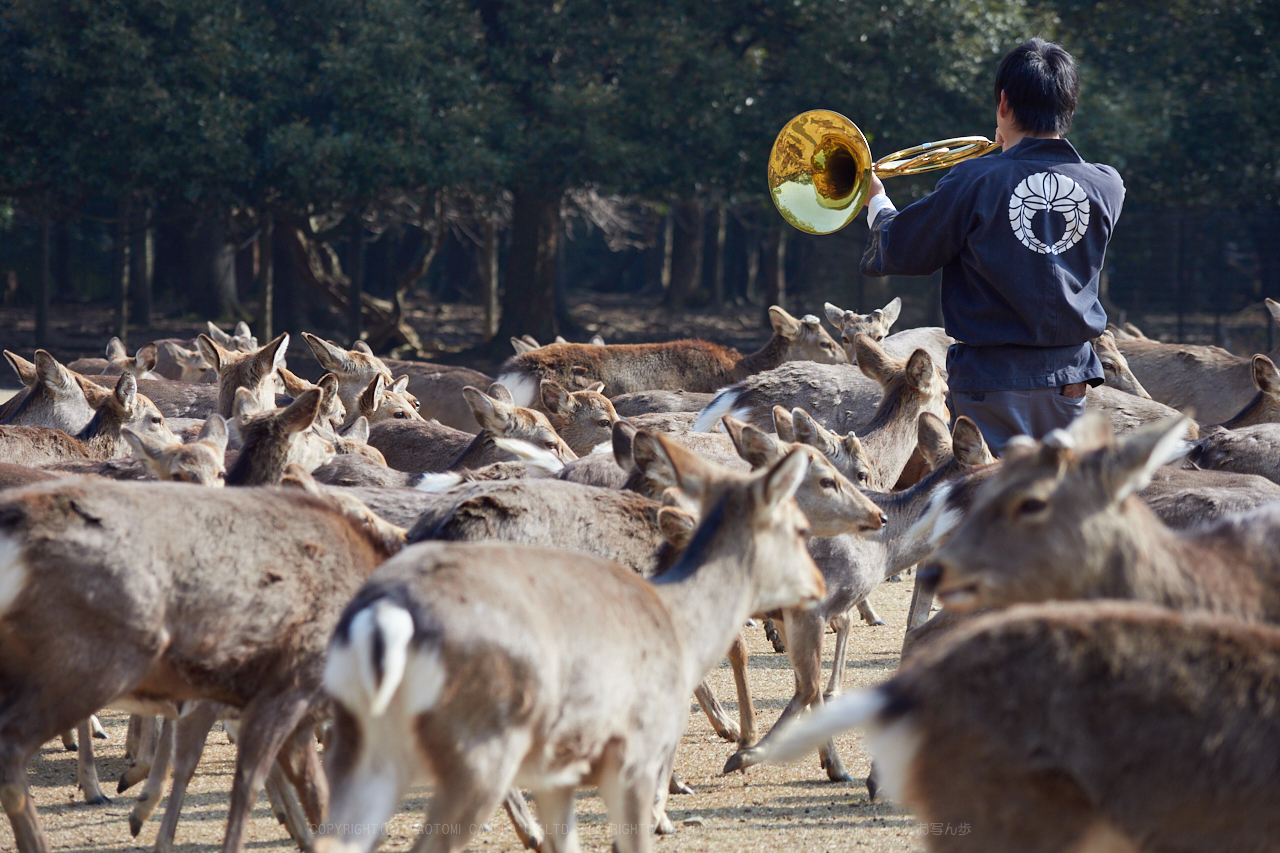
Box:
[1008,172,1090,254]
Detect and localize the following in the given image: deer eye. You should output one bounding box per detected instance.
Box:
[820,478,836,489]
[857,471,869,483]
[1014,497,1049,518]
[597,419,611,428]
[545,440,559,450]
[394,411,407,418]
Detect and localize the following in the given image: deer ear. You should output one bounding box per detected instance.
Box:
[135,342,158,373]
[632,431,718,503]
[853,334,897,386]
[511,337,534,355]
[487,382,515,405]
[234,321,253,340]
[196,334,227,373]
[276,366,310,397]
[352,340,374,356]
[521,334,541,349]
[1101,416,1193,504]
[360,374,385,415]
[206,322,234,347]
[540,379,572,415]
[767,305,803,339]
[756,448,809,512]
[280,463,323,496]
[791,407,838,459]
[114,372,138,410]
[317,373,339,400]
[951,416,994,466]
[280,388,322,435]
[302,332,355,374]
[880,296,902,327]
[464,386,513,433]
[232,386,260,422]
[254,333,290,376]
[1266,298,1280,327]
[916,411,952,469]
[611,420,638,473]
[823,302,845,328]
[1253,354,1280,398]
[589,335,606,347]
[391,375,409,395]
[726,417,782,469]
[105,337,127,361]
[657,505,698,549]
[904,348,936,392]
[122,426,165,460]
[342,415,371,444]
[197,414,229,454]
[5,351,37,387]
[588,381,606,394]
[772,406,795,442]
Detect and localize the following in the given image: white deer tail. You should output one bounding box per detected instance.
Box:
[325,599,420,717]
[754,688,890,766]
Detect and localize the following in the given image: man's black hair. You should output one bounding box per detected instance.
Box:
[994,37,1078,136]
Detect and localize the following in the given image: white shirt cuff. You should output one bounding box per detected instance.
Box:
[867,194,897,229]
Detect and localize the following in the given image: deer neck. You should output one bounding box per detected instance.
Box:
[736,332,790,377]
[649,497,760,693]
[451,431,500,470]
[1101,501,1258,619]
[860,392,928,490]
[74,409,126,460]
[871,457,977,573]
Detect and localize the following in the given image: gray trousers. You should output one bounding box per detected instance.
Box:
[950,388,1086,456]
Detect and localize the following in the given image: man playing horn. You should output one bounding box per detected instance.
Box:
[860,37,1125,452]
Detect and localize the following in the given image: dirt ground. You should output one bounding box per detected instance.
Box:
[2,576,929,853]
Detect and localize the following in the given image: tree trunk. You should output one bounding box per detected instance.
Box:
[115,197,132,343]
[259,214,274,341]
[763,220,787,318]
[711,203,727,306]
[191,217,243,321]
[37,216,51,347]
[666,200,705,310]
[499,186,561,343]
[348,233,367,346]
[480,218,500,341]
[130,205,154,326]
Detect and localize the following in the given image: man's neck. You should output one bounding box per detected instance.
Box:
[1002,130,1061,152]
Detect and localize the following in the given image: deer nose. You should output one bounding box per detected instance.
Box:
[917,563,942,593]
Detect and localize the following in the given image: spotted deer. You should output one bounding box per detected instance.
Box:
[314,432,826,853]
[495,305,845,407]
[756,601,1280,853]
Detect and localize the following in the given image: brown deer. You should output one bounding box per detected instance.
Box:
[824,296,901,342]
[123,415,229,486]
[225,388,330,486]
[1091,329,1150,399]
[0,474,402,853]
[158,342,215,383]
[539,378,622,456]
[610,389,715,417]
[347,373,423,427]
[313,432,826,853]
[1,350,97,434]
[0,374,176,467]
[66,337,160,380]
[303,333,491,434]
[276,367,346,430]
[1189,423,1280,485]
[1116,297,1280,422]
[1216,354,1280,428]
[724,414,996,782]
[920,412,1280,623]
[368,384,576,473]
[197,331,290,419]
[495,305,845,406]
[757,600,1280,853]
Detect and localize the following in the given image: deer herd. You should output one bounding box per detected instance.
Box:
[1,297,1279,853]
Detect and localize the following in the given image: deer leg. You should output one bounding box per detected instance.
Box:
[762,611,787,653]
[667,772,693,796]
[152,702,220,853]
[531,787,579,853]
[129,717,174,835]
[76,718,109,804]
[856,599,886,626]
[1,741,48,853]
[692,682,740,743]
[726,632,757,747]
[58,731,76,751]
[906,565,937,632]
[824,612,853,701]
[263,763,313,851]
[406,738,528,853]
[89,715,107,739]
[119,715,160,793]
[275,721,327,827]
[124,714,144,759]
[502,788,544,852]
[219,692,313,853]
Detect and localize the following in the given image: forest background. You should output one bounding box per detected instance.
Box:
[1,0,1276,365]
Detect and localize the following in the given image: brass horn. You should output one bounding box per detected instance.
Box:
[768,110,999,235]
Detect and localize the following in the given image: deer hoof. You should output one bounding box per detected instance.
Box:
[668,774,695,796]
[129,813,145,837]
[84,793,111,806]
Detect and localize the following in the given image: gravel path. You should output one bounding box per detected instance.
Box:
[5,574,927,853]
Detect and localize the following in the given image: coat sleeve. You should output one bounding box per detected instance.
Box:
[860,169,975,278]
